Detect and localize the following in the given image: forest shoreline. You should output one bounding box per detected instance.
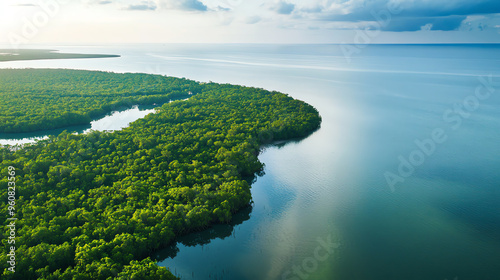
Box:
[0,97,190,143]
[0,69,322,279]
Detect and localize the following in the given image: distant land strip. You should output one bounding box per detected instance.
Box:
[0,49,120,62]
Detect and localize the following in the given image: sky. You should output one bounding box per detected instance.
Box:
[0,0,500,46]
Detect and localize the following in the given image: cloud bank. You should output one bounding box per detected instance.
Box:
[298,0,500,31]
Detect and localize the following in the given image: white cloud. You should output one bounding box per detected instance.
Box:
[124,1,157,10]
[271,1,295,15]
[245,15,262,24]
[1,0,500,44]
[158,0,208,11]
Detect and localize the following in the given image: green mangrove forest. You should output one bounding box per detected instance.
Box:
[0,69,194,133]
[0,69,321,279]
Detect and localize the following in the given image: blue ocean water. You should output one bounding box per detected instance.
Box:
[1,44,500,279]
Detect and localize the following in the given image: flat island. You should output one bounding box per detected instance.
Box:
[0,69,321,279]
[0,49,120,62]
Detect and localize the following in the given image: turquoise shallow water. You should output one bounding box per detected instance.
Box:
[2,44,500,279]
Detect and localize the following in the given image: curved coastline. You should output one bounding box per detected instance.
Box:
[0,69,321,279]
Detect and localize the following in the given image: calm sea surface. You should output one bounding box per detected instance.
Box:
[1,44,500,280]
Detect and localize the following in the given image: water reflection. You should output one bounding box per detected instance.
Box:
[0,123,91,145]
[155,206,253,261]
[0,105,157,146]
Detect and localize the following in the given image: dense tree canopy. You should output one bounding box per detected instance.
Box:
[0,69,200,133]
[0,69,321,279]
